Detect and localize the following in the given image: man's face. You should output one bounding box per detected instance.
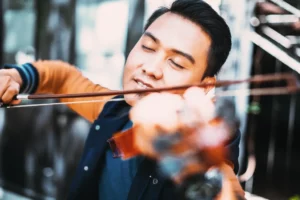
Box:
[123,12,212,106]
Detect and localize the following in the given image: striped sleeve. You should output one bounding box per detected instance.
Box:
[3,63,39,94]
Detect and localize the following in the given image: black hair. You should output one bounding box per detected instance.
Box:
[144,0,232,78]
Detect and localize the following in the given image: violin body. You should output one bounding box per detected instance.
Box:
[108,92,241,200]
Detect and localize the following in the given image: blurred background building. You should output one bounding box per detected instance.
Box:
[0,0,299,199]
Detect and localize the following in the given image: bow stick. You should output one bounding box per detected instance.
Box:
[1,72,297,199]
[0,72,299,108]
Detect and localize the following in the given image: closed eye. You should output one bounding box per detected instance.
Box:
[170,59,184,69]
[142,45,155,52]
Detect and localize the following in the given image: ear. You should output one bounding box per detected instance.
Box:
[202,76,216,95]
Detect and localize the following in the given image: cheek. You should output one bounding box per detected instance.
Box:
[123,53,138,80]
[124,47,145,72]
[163,68,194,86]
[123,49,144,88]
[122,65,135,90]
[180,67,206,85]
[123,65,133,80]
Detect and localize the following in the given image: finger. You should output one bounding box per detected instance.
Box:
[215,177,237,200]
[183,87,215,123]
[130,93,159,122]
[218,163,245,199]
[11,99,22,105]
[2,84,20,103]
[183,86,206,97]
[131,93,184,134]
[0,69,13,78]
[132,92,184,118]
[0,76,11,97]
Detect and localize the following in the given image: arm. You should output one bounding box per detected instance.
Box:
[219,163,245,199]
[220,130,245,199]
[4,60,114,122]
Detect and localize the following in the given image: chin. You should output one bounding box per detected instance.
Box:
[123,80,138,106]
[124,94,139,106]
[123,79,150,106]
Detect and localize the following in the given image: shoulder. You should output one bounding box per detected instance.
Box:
[96,95,132,119]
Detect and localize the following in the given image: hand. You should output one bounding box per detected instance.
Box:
[0,68,23,105]
[129,87,215,158]
[130,92,184,157]
[215,163,245,200]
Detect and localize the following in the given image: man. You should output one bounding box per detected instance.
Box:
[0,0,244,199]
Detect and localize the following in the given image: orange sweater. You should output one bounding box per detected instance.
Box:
[31,60,245,198]
[32,60,115,122]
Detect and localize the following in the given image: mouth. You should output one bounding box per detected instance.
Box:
[134,78,153,89]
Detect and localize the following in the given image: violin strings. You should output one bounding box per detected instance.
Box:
[5,86,298,108]
[5,98,126,108]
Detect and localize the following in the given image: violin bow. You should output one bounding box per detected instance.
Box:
[0,72,299,108]
[0,72,298,185]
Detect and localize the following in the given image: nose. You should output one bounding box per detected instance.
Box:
[141,57,164,80]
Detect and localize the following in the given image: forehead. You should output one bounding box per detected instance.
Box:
[144,12,211,58]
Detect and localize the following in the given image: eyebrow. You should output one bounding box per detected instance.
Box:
[143,32,196,65]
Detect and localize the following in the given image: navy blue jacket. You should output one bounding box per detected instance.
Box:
[67,96,240,200]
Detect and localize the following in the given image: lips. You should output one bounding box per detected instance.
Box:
[135,78,153,89]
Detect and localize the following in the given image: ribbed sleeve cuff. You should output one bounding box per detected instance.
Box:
[3,63,39,94]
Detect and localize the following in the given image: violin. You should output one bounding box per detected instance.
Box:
[108,90,240,200]
[0,72,298,200]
